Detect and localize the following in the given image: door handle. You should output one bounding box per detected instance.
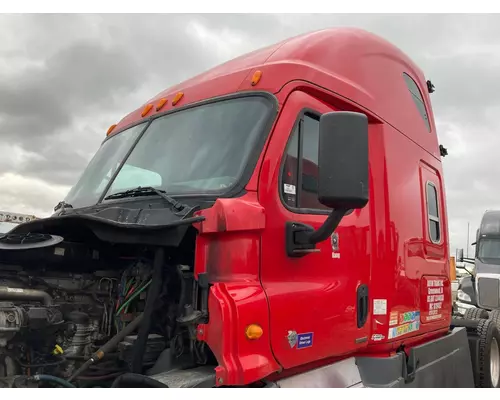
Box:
[357,284,369,328]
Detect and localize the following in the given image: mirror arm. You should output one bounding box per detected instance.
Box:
[457,265,474,275]
[296,208,348,245]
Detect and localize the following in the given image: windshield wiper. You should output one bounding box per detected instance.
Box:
[104,186,186,212]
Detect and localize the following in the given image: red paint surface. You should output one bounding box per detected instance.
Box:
[111,28,450,385]
[194,194,281,385]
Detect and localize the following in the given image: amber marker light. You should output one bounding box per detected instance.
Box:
[156,98,168,111]
[245,324,263,340]
[141,104,153,117]
[106,124,117,136]
[251,70,262,86]
[172,92,184,106]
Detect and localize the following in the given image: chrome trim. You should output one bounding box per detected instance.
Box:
[475,273,500,310]
[454,301,476,316]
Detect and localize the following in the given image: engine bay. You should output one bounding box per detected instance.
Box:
[0,223,213,388]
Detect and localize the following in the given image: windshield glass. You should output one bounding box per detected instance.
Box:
[478,238,500,264]
[64,123,146,209]
[64,95,273,209]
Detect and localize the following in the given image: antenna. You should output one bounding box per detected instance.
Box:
[466,222,470,258]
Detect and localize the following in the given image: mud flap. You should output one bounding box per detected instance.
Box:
[355,327,474,387]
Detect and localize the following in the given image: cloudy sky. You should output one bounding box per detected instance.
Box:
[0,13,498,255]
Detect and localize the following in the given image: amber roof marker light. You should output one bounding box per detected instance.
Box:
[156,98,168,112]
[251,70,262,86]
[141,103,153,117]
[172,92,184,106]
[106,124,117,136]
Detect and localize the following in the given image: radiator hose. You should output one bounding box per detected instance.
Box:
[130,247,164,373]
[68,313,144,382]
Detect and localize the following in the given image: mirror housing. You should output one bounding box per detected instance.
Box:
[286,111,369,257]
[317,111,369,210]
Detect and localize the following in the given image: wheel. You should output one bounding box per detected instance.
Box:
[464,308,489,320]
[489,309,500,331]
[475,319,500,387]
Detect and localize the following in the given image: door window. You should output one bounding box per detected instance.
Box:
[280,113,329,212]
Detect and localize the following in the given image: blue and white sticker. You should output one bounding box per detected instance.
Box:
[287,330,314,349]
[398,310,420,324]
[297,333,313,349]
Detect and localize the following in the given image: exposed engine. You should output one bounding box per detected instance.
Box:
[0,226,212,388]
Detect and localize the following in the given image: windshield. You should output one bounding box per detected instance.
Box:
[64,95,274,209]
[64,123,146,209]
[478,238,500,264]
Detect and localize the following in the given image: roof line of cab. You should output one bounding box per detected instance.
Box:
[107,28,435,144]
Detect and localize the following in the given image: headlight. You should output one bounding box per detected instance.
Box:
[458,289,471,302]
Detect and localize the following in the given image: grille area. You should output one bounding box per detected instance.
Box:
[478,277,500,309]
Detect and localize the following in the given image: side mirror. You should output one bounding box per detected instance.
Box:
[456,248,464,263]
[286,111,369,257]
[317,111,369,210]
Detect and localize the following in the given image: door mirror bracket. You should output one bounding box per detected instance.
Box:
[286,209,348,257]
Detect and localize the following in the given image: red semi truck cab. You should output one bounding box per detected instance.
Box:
[1,28,497,388]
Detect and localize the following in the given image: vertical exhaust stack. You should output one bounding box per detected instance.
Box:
[450,256,457,281]
[450,256,458,304]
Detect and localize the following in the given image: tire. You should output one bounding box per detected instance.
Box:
[475,319,500,388]
[489,309,500,331]
[464,308,489,320]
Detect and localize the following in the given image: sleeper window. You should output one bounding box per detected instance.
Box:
[403,73,431,132]
[426,182,441,243]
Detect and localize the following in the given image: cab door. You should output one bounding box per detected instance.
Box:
[259,90,371,369]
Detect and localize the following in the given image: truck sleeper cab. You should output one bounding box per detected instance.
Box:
[1,28,498,388]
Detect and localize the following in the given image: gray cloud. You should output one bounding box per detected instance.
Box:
[0,14,221,186]
[0,40,140,148]
[1,13,500,255]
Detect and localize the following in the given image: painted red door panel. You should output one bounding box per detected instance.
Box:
[259,90,371,369]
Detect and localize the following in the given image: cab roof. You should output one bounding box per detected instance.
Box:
[111,27,435,143]
[480,210,500,236]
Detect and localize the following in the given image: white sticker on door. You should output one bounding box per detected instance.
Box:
[373,299,387,315]
[283,184,296,195]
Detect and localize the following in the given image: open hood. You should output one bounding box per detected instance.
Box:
[3,205,204,247]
